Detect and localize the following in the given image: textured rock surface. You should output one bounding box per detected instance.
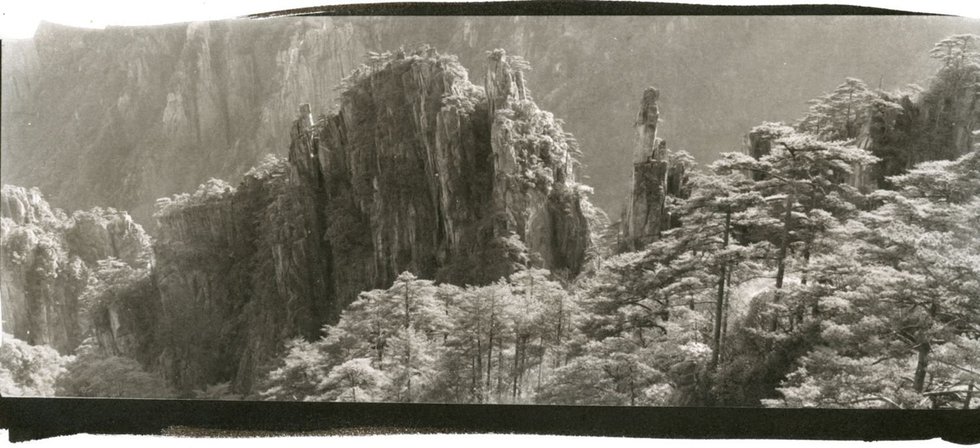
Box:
[864,77,979,186]
[0,185,151,354]
[151,164,333,392]
[4,17,974,221]
[138,50,594,394]
[620,88,689,251]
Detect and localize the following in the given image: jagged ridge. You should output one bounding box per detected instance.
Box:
[104,48,597,394]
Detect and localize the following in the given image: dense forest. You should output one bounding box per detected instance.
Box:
[2,30,979,409]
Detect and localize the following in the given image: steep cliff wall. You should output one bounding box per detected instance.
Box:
[140,49,594,394]
[2,18,365,224]
[0,185,151,354]
[150,163,333,392]
[4,17,975,221]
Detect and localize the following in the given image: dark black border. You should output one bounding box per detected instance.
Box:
[245,2,935,17]
[3,1,977,443]
[2,397,980,442]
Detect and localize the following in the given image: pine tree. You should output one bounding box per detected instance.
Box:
[765,149,980,409]
[713,133,878,332]
[798,78,875,141]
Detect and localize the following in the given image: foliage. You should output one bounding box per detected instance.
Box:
[243,154,289,182]
[495,99,579,193]
[929,34,980,69]
[192,381,244,400]
[797,78,875,141]
[762,149,980,409]
[0,335,73,397]
[55,338,174,398]
[79,258,150,318]
[154,178,236,218]
[864,33,980,184]
[260,268,581,404]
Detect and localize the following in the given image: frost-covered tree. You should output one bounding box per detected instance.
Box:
[764,149,980,409]
[714,133,878,332]
[55,338,174,398]
[0,335,73,396]
[797,78,875,141]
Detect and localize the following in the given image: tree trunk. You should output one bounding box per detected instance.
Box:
[512,337,521,399]
[801,242,810,286]
[348,372,357,402]
[775,192,792,289]
[913,342,931,394]
[721,269,731,357]
[537,336,545,391]
[475,337,483,402]
[472,346,480,403]
[629,365,637,406]
[965,382,975,410]
[487,293,495,392]
[486,328,494,392]
[405,344,412,403]
[712,211,731,370]
[377,323,385,368]
[555,298,564,369]
[772,191,793,332]
[496,336,503,400]
[403,281,413,401]
[404,281,412,329]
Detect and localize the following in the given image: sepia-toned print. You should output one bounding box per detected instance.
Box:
[2,14,978,411]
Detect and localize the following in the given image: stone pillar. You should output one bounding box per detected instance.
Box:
[485,49,531,116]
[622,87,670,251]
[635,87,661,163]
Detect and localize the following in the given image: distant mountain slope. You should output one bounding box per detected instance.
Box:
[2,16,977,220]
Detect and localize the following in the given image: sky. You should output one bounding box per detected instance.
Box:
[1,0,979,40]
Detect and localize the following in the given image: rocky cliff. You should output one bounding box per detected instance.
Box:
[0,185,151,354]
[4,17,975,222]
[150,162,334,392]
[91,49,594,394]
[2,18,366,224]
[864,52,980,186]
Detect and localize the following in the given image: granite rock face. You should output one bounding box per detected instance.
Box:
[864,72,979,186]
[136,50,596,394]
[0,185,151,354]
[150,163,333,392]
[2,19,366,224]
[3,48,596,396]
[620,88,689,251]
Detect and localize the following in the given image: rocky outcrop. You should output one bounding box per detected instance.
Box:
[2,48,595,396]
[137,49,594,394]
[864,68,979,187]
[0,185,152,354]
[150,165,332,393]
[1,186,55,226]
[484,50,591,276]
[620,88,689,251]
